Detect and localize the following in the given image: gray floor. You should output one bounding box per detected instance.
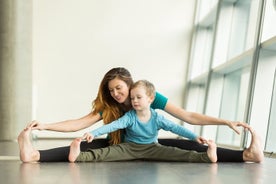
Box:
[0,140,275,184]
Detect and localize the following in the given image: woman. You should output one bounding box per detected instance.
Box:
[18,67,263,163]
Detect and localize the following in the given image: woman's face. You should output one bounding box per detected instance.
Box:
[108,78,130,104]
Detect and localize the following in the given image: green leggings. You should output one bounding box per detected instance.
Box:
[76,142,211,163]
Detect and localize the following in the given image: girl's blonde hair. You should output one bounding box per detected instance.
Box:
[131,80,155,98]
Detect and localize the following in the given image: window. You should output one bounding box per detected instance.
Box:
[185,0,269,148]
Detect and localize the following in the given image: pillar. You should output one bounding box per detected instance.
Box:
[0,0,32,140]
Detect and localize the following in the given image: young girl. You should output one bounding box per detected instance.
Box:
[69,80,217,163]
[18,67,263,163]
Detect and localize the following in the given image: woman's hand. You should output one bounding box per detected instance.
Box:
[82,132,94,143]
[26,120,46,130]
[227,121,250,134]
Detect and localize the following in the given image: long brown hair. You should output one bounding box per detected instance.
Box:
[92,67,133,145]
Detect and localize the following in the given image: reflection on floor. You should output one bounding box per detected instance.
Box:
[0,140,275,184]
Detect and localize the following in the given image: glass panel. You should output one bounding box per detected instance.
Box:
[265,68,276,152]
[245,0,261,48]
[227,1,251,58]
[261,0,276,42]
[216,69,250,146]
[213,0,260,67]
[212,3,233,67]
[202,73,224,140]
[196,0,219,24]
[184,84,207,135]
[189,27,214,79]
[189,0,218,80]
[248,49,276,148]
[185,85,206,113]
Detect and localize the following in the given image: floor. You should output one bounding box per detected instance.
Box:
[0,140,275,184]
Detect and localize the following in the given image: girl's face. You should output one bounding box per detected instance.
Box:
[130,87,152,111]
[108,78,130,104]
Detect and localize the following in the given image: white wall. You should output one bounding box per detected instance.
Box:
[32,0,196,138]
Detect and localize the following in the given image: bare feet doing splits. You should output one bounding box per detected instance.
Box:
[243,127,264,163]
[68,138,82,162]
[206,140,217,163]
[17,128,40,162]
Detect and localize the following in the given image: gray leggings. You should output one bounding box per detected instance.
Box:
[76,142,211,163]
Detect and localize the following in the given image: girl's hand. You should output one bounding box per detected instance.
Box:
[82,132,94,143]
[195,136,207,144]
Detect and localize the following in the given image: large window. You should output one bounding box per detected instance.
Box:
[184,0,276,149]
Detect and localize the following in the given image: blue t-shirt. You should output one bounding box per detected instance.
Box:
[91,109,197,144]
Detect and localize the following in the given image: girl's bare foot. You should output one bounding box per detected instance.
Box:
[243,127,264,163]
[68,138,82,162]
[17,128,40,162]
[206,140,217,163]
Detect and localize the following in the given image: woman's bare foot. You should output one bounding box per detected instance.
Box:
[206,140,217,163]
[243,127,264,163]
[68,138,82,162]
[17,128,40,162]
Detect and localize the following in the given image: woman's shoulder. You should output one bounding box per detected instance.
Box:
[151,91,168,110]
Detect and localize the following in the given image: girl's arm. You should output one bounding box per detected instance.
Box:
[158,114,207,144]
[90,115,129,137]
[28,112,102,132]
[82,120,127,143]
[158,115,198,140]
[164,101,249,134]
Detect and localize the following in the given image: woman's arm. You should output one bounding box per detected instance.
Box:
[28,112,102,132]
[164,101,249,134]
